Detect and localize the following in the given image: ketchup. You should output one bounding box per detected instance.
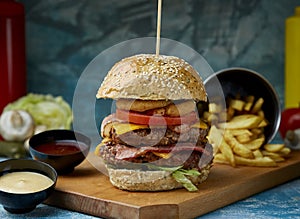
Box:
[34,140,87,156]
[0,0,26,113]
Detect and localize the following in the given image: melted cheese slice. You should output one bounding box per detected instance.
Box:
[113,123,148,135]
[94,138,111,155]
[153,152,172,159]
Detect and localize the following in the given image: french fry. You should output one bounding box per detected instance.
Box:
[234,155,277,167]
[258,119,268,128]
[229,99,245,111]
[208,126,220,155]
[253,149,263,158]
[226,106,235,121]
[208,125,219,144]
[264,144,285,153]
[278,147,291,157]
[230,129,253,143]
[209,103,222,113]
[251,97,264,113]
[236,134,252,144]
[209,127,236,166]
[218,114,263,129]
[224,131,253,158]
[271,157,285,162]
[257,110,265,118]
[270,156,285,162]
[210,126,235,166]
[251,128,263,136]
[243,136,265,150]
[261,150,285,162]
[214,153,229,165]
[219,140,236,167]
[244,95,255,111]
[230,129,253,137]
[204,112,218,123]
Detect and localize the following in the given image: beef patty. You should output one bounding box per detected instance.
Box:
[111,125,209,147]
[99,142,213,171]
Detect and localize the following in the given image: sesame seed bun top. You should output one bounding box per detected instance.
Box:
[96,54,207,101]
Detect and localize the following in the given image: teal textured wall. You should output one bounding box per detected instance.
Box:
[20,0,299,140]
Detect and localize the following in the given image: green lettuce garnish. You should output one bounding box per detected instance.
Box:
[148,164,201,192]
[3,93,72,129]
[171,169,200,192]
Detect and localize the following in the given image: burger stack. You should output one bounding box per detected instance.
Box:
[95,54,213,191]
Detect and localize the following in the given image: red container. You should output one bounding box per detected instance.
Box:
[0,0,26,113]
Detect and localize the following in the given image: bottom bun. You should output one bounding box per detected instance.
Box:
[106,164,211,191]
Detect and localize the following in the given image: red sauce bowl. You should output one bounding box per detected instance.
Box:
[29,130,91,174]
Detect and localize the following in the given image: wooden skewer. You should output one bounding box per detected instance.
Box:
[156,0,162,57]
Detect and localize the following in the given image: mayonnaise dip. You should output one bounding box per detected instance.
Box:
[0,171,54,194]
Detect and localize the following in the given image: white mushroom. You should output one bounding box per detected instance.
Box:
[0,110,35,141]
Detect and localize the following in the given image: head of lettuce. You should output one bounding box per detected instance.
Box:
[3,93,72,130]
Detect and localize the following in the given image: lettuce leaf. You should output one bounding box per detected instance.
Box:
[3,93,72,129]
[172,169,200,192]
[147,164,183,172]
[147,164,201,192]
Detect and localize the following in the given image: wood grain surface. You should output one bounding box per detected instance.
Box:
[45,151,300,219]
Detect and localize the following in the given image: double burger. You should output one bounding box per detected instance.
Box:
[95,54,213,191]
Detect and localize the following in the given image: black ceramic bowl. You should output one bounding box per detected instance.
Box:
[204,67,281,144]
[29,130,91,174]
[0,159,57,214]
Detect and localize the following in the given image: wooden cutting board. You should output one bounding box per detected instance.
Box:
[45,151,300,219]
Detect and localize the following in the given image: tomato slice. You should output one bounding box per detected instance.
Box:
[116,109,199,125]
